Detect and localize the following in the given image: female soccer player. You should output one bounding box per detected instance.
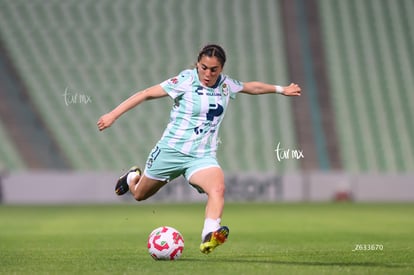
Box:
[97,44,301,254]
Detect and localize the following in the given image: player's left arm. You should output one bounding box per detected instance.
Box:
[241,82,301,96]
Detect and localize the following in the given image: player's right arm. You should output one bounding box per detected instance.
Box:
[97,84,168,131]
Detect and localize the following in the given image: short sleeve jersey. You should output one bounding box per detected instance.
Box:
[159,68,244,157]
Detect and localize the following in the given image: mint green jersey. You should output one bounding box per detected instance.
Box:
[159,69,244,157]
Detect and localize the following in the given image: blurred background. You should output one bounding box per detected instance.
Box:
[0,0,413,204]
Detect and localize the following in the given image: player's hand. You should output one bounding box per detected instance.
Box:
[97,113,116,131]
[283,83,301,96]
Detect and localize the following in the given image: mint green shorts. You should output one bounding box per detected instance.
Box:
[143,144,220,184]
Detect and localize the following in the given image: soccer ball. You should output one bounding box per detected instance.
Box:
[147,226,184,260]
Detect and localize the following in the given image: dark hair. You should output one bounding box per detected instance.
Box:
[197,44,227,67]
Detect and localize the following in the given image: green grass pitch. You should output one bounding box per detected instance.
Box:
[1,203,413,274]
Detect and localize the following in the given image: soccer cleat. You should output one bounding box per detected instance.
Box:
[199,226,229,254]
[115,166,141,196]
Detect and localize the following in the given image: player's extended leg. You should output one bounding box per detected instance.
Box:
[191,167,225,220]
[189,167,229,254]
[115,166,167,201]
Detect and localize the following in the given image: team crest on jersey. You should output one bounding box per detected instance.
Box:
[222,83,229,96]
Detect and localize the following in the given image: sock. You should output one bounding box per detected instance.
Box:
[201,218,221,240]
[126,171,138,186]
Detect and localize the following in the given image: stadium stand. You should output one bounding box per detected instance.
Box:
[0,122,25,170]
[319,0,414,172]
[0,55,25,170]
[0,36,70,170]
[280,0,343,171]
[0,0,296,172]
[1,0,413,173]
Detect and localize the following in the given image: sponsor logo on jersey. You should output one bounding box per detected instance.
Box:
[195,86,221,96]
[169,77,179,85]
[195,86,204,95]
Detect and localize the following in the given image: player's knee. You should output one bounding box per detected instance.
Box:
[133,192,148,201]
[210,183,225,197]
[132,178,167,202]
[133,184,162,201]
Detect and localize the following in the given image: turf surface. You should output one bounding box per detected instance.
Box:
[0,203,413,274]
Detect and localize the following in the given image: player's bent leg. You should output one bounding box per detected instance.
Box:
[115,166,167,201]
[115,166,142,196]
[129,174,168,201]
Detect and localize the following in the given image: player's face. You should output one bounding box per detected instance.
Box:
[197,56,223,87]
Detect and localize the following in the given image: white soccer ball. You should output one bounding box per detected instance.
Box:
[147,226,184,260]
